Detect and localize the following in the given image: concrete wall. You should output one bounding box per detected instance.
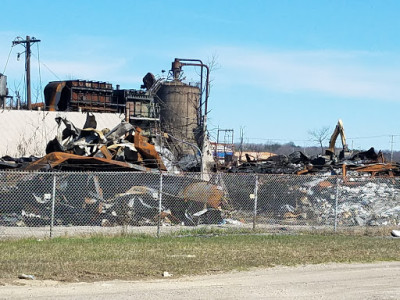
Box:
[0,110,125,157]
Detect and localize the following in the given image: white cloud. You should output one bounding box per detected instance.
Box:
[214,47,400,101]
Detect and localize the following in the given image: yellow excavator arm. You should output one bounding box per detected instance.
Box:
[326,119,349,155]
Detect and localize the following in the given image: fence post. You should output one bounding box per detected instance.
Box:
[334,176,340,232]
[157,172,163,238]
[50,174,57,238]
[253,174,259,231]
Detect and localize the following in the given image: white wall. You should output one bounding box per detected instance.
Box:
[0,110,125,157]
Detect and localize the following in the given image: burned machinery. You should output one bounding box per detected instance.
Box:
[45,80,120,113]
[114,87,160,135]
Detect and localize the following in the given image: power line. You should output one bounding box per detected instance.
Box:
[347,134,400,140]
[241,134,400,144]
[36,43,43,103]
[30,52,61,81]
[2,44,13,74]
[243,137,311,142]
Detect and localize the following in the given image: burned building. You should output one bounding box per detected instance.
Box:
[44,79,162,135]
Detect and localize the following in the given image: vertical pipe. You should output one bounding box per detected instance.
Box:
[334,177,339,232]
[157,173,163,238]
[50,174,57,238]
[253,175,259,231]
[125,107,130,123]
[216,126,220,168]
[199,66,203,124]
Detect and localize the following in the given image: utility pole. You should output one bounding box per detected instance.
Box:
[12,36,41,110]
[239,127,244,162]
[390,135,394,163]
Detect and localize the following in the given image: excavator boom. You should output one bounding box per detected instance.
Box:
[326,119,349,156]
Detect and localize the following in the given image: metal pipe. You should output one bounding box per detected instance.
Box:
[179,62,210,120]
[157,173,163,238]
[172,59,209,127]
[171,59,210,179]
[253,175,258,230]
[50,174,57,238]
[334,177,340,232]
[175,58,204,124]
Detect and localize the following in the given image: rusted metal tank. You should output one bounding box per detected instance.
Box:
[0,74,7,108]
[156,80,200,155]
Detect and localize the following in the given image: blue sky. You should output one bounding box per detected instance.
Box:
[1,0,400,151]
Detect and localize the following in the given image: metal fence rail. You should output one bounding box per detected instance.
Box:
[0,171,399,239]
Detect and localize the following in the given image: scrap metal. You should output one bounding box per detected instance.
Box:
[30,113,167,172]
[230,120,399,177]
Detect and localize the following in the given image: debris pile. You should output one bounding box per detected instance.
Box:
[23,113,174,172]
[0,172,230,227]
[229,149,400,177]
[251,175,400,226]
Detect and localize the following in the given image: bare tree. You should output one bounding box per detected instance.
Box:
[308,126,330,155]
[33,84,42,105]
[206,53,220,95]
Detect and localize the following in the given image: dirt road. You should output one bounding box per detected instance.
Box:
[1,262,400,299]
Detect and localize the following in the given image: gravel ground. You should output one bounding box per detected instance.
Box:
[1,262,400,299]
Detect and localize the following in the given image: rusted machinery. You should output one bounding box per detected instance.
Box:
[115,88,160,134]
[44,80,117,112]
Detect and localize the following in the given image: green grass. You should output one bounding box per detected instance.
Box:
[1,233,399,282]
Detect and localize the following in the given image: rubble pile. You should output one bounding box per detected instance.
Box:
[0,172,230,227]
[31,114,173,172]
[251,176,400,226]
[229,149,400,177]
[336,181,400,226]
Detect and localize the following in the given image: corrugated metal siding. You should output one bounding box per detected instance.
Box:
[0,110,124,157]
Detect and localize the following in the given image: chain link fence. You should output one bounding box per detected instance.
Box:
[1,171,400,239]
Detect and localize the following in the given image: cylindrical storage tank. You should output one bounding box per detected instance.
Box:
[0,74,7,97]
[157,80,200,155]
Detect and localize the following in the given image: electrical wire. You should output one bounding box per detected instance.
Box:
[30,52,61,81]
[348,134,400,140]
[243,134,400,144]
[2,45,13,74]
[36,43,43,103]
